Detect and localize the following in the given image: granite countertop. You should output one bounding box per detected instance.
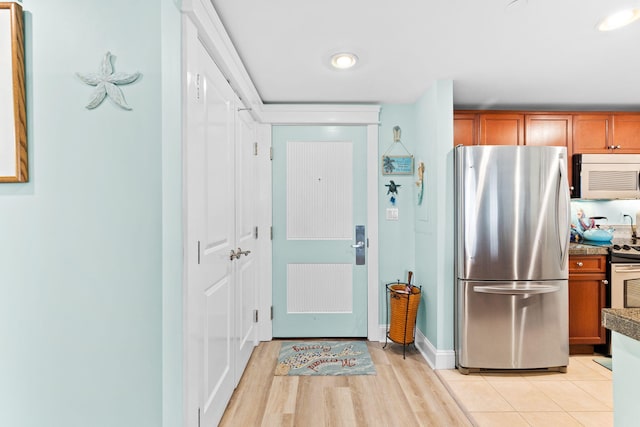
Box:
[602,308,640,342]
[569,242,610,256]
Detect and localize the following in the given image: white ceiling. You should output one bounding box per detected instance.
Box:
[210,0,640,110]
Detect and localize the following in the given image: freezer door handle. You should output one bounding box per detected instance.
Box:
[473,284,561,295]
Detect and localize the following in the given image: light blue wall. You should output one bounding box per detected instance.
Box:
[160,1,183,427]
[377,105,416,319]
[412,80,455,349]
[0,1,182,426]
[379,81,455,349]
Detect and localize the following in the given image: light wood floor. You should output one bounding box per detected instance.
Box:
[219,340,473,427]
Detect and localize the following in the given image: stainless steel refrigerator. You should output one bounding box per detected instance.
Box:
[455,145,570,373]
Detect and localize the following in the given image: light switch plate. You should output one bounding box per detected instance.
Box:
[386,208,399,221]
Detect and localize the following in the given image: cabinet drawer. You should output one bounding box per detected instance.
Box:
[569,255,607,273]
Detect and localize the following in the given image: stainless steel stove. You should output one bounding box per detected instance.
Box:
[607,238,640,309]
[610,239,640,263]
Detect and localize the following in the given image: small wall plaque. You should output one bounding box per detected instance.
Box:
[382,155,414,175]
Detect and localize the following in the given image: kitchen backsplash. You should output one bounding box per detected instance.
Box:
[571,199,640,238]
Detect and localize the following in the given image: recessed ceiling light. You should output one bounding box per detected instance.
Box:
[598,8,640,31]
[330,52,358,69]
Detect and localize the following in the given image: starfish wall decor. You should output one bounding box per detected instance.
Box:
[76,52,141,110]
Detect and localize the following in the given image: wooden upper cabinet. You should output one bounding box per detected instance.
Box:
[572,114,612,153]
[453,113,478,146]
[455,110,640,156]
[479,113,524,145]
[611,114,640,153]
[525,114,573,147]
[525,114,573,191]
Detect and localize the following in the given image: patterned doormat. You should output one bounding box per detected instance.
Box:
[275,341,376,376]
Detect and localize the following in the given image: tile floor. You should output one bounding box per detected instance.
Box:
[436,355,613,427]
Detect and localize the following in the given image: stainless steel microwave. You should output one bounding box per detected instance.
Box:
[573,154,640,199]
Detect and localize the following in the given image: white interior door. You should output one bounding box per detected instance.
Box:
[185,36,235,426]
[234,110,258,379]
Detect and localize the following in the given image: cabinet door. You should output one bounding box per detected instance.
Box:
[612,114,640,153]
[454,113,477,146]
[525,114,573,147]
[479,113,524,145]
[568,275,607,345]
[573,114,612,153]
[525,114,573,191]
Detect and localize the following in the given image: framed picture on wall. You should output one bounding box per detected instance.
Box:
[0,2,27,183]
[382,155,414,175]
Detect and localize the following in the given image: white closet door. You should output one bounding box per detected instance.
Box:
[234,109,259,382]
[185,30,236,427]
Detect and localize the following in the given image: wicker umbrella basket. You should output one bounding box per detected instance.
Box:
[385,281,421,358]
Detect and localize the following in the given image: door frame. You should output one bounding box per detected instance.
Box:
[258,104,381,342]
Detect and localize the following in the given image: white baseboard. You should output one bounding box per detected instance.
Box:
[378,325,455,370]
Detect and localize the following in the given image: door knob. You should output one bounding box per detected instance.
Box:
[236,248,251,257]
[351,241,365,249]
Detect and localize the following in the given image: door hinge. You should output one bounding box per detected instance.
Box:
[270,226,273,240]
[198,408,201,427]
[195,73,200,101]
[367,237,369,248]
[270,306,274,320]
[270,146,273,161]
[254,142,258,156]
[197,240,201,265]
[254,226,259,239]
[254,309,259,323]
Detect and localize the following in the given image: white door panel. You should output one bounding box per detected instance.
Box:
[185,17,261,424]
[234,110,258,381]
[204,278,231,410]
[185,33,237,427]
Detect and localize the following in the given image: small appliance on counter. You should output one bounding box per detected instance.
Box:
[580,215,614,243]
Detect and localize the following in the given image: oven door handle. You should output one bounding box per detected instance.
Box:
[613,265,640,273]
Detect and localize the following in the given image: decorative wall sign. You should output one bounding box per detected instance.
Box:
[0,2,27,182]
[382,155,414,175]
[381,126,414,175]
[76,52,141,110]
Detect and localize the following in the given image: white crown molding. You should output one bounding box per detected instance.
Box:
[259,104,381,125]
[181,0,263,118]
[180,1,381,125]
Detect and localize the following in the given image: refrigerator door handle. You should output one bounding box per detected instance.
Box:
[473,284,561,295]
[558,158,570,267]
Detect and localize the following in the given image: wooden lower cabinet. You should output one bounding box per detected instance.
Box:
[568,255,608,354]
